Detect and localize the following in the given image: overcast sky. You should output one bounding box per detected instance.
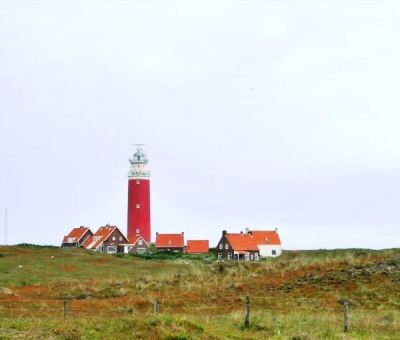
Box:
[0,1,399,249]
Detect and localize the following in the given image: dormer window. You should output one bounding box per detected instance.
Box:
[168,240,172,245]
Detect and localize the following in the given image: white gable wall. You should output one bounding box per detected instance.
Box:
[258,244,282,257]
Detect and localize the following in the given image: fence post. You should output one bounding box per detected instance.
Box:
[244,296,250,328]
[343,300,349,332]
[154,299,160,316]
[63,299,68,319]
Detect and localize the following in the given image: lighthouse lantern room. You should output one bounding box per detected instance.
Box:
[127,146,151,243]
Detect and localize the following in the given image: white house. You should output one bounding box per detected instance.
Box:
[247,229,282,257]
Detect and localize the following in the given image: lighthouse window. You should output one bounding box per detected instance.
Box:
[136,203,140,208]
[136,228,140,234]
[136,180,140,184]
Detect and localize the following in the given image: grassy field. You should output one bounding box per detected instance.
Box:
[0,245,399,339]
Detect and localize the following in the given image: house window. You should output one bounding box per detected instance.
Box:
[136,180,140,184]
[225,244,229,250]
[255,253,259,261]
[250,253,254,261]
[272,250,277,256]
[112,236,116,241]
[67,237,75,243]
[227,253,232,260]
[245,253,250,261]
[107,246,117,253]
[119,236,123,241]
[219,244,223,250]
[138,239,143,246]
[218,253,222,260]
[136,203,140,208]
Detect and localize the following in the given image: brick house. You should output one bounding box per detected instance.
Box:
[119,235,150,254]
[186,240,209,254]
[61,226,93,248]
[155,232,184,253]
[216,230,260,261]
[82,225,128,253]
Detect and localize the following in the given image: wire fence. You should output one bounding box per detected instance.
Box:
[0,296,399,334]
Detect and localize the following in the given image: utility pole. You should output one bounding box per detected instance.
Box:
[4,208,7,245]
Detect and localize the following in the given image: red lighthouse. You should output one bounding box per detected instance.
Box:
[127,147,151,243]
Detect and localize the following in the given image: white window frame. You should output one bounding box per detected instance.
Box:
[119,236,123,241]
[219,244,223,250]
[112,236,116,241]
[138,239,143,246]
[225,243,229,250]
[227,252,232,260]
[107,245,117,254]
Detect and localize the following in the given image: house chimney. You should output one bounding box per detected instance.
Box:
[245,227,249,234]
[240,231,243,234]
[222,230,227,236]
[156,232,159,235]
[275,227,278,233]
[182,232,184,235]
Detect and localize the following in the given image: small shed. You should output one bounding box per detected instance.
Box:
[186,240,209,254]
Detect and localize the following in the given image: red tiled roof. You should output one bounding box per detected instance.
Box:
[249,230,281,245]
[82,225,118,250]
[186,240,209,254]
[120,235,149,247]
[156,233,184,248]
[62,226,91,244]
[226,233,259,251]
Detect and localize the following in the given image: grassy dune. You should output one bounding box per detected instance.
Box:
[0,245,399,339]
